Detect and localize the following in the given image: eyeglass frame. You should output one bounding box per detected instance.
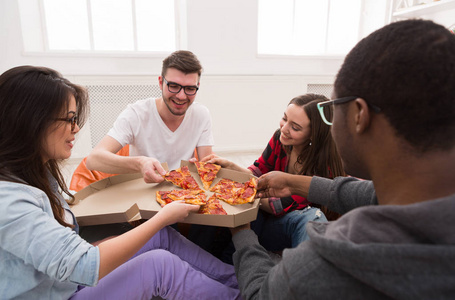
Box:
[317,96,382,126]
[162,77,199,96]
[56,114,78,131]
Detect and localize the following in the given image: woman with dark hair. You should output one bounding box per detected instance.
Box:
[0,66,241,299]
[202,94,345,251]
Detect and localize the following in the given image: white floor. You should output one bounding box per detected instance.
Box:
[61,150,262,189]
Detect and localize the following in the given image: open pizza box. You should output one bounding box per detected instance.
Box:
[70,160,260,228]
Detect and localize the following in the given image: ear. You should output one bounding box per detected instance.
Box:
[158,76,163,89]
[354,98,371,134]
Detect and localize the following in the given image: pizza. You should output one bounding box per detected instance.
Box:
[156,189,207,206]
[209,178,245,194]
[194,161,221,190]
[235,177,258,204]
[198,195,227,215]
[156,190,227,215]
[158,164,257,215]
[163,165,201,191]
[210,177,258,205]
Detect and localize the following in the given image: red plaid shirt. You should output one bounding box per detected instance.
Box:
[248,130,310,216]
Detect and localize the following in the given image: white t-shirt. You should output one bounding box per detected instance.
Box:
[108,98,214,170]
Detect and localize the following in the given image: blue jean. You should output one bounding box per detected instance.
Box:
[253,206,327,251]
[70,226,240,300]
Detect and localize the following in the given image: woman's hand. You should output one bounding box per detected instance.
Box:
[199,154,232,168]
[155,201,200,226]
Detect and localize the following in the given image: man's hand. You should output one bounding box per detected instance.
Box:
[230,223,251,236]
[257,171,313,199]
[139,157,166,183]
[257,171,295,198]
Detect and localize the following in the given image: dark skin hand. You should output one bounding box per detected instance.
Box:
[230,172,311,236]
[256,171,312,199]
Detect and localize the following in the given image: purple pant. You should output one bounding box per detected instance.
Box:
[70,226,241,300]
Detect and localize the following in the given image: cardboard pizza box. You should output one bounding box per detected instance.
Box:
[70,161,260,227]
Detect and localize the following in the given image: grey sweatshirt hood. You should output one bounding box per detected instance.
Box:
[308,195,455,299]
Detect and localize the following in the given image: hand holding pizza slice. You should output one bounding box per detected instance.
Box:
[156,189,207,207]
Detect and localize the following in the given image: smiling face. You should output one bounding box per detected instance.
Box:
[42,95,79,162]
[279,103,311,149]
[160,67,199,116]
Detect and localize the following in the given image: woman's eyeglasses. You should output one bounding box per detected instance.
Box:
[56,115,78,131]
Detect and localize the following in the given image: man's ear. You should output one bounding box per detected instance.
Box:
[354,98,371,134]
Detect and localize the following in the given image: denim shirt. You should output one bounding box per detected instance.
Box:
[0,178,100,299]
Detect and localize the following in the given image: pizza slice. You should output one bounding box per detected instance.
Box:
[233,177,258,205]
[209,178,244,194]
[156,189,206,207]
[212,177,258,205]
[194,161,221,190]
[198,195,227,215]
[163,166,201,190]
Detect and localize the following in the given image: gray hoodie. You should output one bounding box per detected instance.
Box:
[232,177,455,299]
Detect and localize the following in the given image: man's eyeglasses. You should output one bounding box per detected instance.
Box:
[317,96,381,126]
[56,115,78,131]
[163,77,199,96]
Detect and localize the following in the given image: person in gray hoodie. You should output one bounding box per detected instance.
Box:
[230,19,455,299]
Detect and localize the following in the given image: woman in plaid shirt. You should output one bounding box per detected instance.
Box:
[203,94,345,251]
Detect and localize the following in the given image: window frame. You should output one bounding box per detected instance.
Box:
[256,0,387,59]
[19,0,186,57]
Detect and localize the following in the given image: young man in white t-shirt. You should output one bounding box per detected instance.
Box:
[86,50,214,182]
[83,51,219,249]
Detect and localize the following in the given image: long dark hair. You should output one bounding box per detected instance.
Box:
[283,94,345,178]
[282,94,345,219]
[0,66,89,227]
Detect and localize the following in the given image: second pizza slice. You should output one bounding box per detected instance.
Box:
[194,161,221,190]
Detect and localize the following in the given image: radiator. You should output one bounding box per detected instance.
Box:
[306,83,334,99]
[85,84,161,148]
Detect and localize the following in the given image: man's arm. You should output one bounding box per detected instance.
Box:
[86,135,165,183]
[308,176,377,214]
[195,145,212,161]
[257,172,377,214]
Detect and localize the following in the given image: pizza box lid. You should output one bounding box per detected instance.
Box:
[70,160,260,227]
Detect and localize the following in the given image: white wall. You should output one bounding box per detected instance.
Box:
[2,0,454,76]
[1,0,454,168]
[1,0,348,76]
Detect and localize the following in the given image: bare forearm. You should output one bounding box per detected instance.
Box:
[229,162,253,174]
[259,198,273,214]
[86,149,143,174]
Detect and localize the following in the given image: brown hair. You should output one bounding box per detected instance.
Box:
[0,66,89,228]
[161,50,203,79]
[283,94,346,219]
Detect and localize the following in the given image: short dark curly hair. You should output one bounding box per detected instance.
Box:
[334,19,455,152]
